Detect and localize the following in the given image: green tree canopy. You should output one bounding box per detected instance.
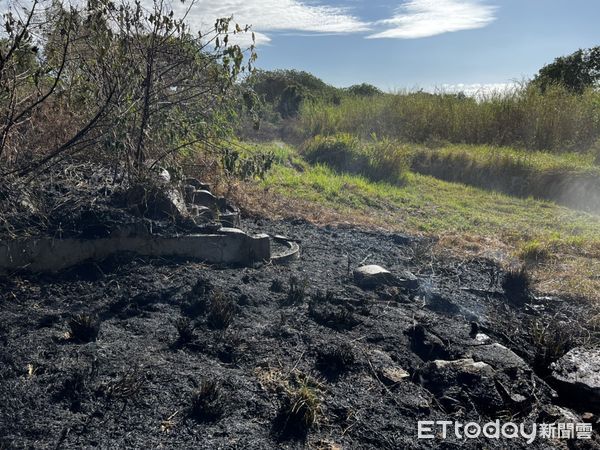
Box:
[533,46,600,93]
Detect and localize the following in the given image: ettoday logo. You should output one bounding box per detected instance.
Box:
[417,420,593,443]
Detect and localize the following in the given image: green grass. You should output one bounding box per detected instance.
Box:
[252,143,600,252]
[409,144,600,212]
[421,144,598,173]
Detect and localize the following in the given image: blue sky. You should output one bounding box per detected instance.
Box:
[3,0,596,90]
[176,0,600,91]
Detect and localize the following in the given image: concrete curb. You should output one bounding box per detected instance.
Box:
[271,235,301,265]
[0,227,271,273]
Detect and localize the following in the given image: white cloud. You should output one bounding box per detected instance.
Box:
[438,82,518,97]
[367,0,496,39]
[170,0,370,46]
[2,0,498,45]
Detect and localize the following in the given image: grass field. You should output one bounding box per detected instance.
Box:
[231,142,600,300]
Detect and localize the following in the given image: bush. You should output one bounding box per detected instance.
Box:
[301,134,408,184]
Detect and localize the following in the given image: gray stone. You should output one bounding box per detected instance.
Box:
[398,270,419,291]
[428,358,494,374]
[368,350,410,384]
[469,343,529,371]
[354,265,394,288]
[551,347,600,409]
[126,185,188,220]
[192,189,218,210]
[381,367,410,384]
[157,168,171,183]
[418,358,504,413]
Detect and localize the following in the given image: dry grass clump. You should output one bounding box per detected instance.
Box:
[189,379,224,422]
[277,376,322,438]
[68,314,100,343]
[501,266,532,304]
[207,289,235,330]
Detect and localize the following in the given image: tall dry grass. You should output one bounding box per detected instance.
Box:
[299,84,600,153]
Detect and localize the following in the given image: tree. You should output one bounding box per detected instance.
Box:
[0,0,256,178]
[533,46,600,93]
[345,83,382,97]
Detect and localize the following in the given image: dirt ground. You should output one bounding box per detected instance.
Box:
[0,162,598,449]
[1,213,599,449]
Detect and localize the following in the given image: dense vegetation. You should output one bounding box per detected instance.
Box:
[299,85,600,153]
[239,48,600,212]
[0,0,256,178]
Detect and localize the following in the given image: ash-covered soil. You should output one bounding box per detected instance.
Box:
[1,217,599,449]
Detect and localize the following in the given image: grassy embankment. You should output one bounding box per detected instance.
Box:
[231,141,600,301]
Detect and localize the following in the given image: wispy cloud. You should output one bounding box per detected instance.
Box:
[2,0,497,45]
[367,0,497,39]
[171,0,370,46]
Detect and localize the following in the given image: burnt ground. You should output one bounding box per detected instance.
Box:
[1,215,599,449]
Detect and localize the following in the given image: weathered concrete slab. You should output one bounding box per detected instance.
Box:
[0,228,270,273]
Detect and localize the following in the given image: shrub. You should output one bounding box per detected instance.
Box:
[301,134,408,184]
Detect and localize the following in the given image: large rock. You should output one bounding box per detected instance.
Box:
[354,265,394,288]
[469,342,529,371]
[126,185,187,220]
[191,189,218,210]
[551,347,600,409]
